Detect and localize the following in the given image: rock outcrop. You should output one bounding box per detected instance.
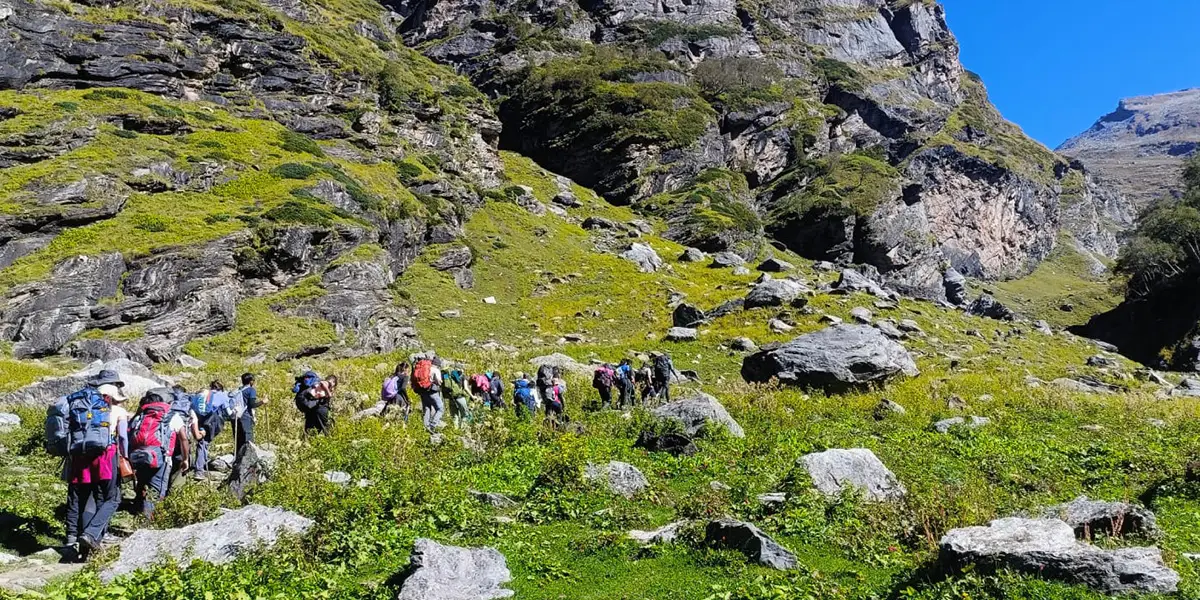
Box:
[396,539,514,600]
[100,505,313,582]
[741,325,918,391]
[1041,496,1160,539]
[584,461,649,498]
[798,448,906,502]
[940,518,1179,595]
[705,519,797,571]
[651,392,744,438]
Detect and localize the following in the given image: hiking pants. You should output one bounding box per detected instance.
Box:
[236,412,255,455]
[597,386,612,409]
[79,453,120,545]
[448,395,470,429]
[615,381,632,407]
[134,460,170,519]
[65,483,88,543]
[169,460,187,496]
[420,391,444,432]
[305,405,330,435]
[195,415,224,476]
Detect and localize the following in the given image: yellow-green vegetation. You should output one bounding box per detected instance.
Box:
[641,169,762,252]
[0,89,424,289]
[770,150,899,225]
[185,276,338,358]
[989,237,1123,328]
[922,73,1063,184]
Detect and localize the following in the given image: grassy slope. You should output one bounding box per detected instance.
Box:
[988,237,1123,329]
[3,154,1199,600]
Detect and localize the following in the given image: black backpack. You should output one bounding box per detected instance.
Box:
[653,354,672,378]
[537,365,554,387]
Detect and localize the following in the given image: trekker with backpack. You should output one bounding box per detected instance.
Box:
[593,364,615,410]
[651,353,675,404]
[49,370,122,552]
[192,381,230,480]
[615,359,634,408]
[65,382,129,558]
[513,374,537,419]
[167,385,202,495]
[380,362,411,422]
[543,376,565,428]
[535,364,555,410]
[469,372,491,408]
[637,364,655,404]
[443,369,472,429]
[294,371,336,435]
[488,371,505,409]
[412,357,443,433]
[232,373,264,455]
[129,388,189,519]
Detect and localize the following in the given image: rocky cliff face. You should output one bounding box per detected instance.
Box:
[1059,89,1200,208]
[0,0,1130,363]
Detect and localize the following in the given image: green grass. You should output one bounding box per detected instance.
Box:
[988,236,1123,328]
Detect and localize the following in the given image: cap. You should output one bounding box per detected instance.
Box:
[97,383,126,403]
[87,369,125,388]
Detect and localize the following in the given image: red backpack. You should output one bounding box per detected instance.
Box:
[129,401,172,469]
[413,360,436,392]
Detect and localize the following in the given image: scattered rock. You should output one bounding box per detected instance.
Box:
[705,519,797,570]
[679,247,707,263]
[552,191,581,208]
[672,303,706,328]
[943,268,968,305]
[898,319,923,333]
[939,518,1178,595]
[0,412,20,430]
[967,295,1017,321]
[471,490,518,509]
[819,314,843,325]
[745,280,809,310]
[1035,320,1054,335]
[440,309,462,319]
[323,471,352,486]
[177,354,206,369]
[629,521,687,545]
[651,392,745,438]
[710,252,746,269]
[101,505,313,582]
[483,296,497,305]
[665,327,699,342]
[227,443,276,503]
[798,448,906,502]
[833,268,894,300]
[582,216,618,230]
[1173,378,1200,397]
[1041,496,1160,539]
[1087,355,1119,368]
[768,319,794,333]
[850,307,872,323]
[875,320,906,340]
[1053,377,1119,395]
[621,243,664,273]
[946,395,968,410]
[872,400,906,420]
[396,538,514,600]
[757,257,794,273]
[932,416,991,434]
[732,266,751,276]
[730,337,757,352]
[710,481,731,492]
[584,461,648,498]
[741,325,919,391]
[756,492,788,509]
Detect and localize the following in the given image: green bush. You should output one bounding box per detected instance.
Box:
[816,58,865,92]
[396,160,424,182]
[264,198,335,226]
[271,163,320,180]
[113,129,138,139]
[147,103,186,118]
[132,214,170,233]
[53,101,79,113]
[82,88,131,101]
[278,130,325,157]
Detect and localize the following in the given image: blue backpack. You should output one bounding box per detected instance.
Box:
[193,390,230,420]
[514,380,535,406]
[44,395,73,457]
[66,388,112,458]
[293,371,320,395]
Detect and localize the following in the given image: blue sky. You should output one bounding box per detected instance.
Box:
[940,0,1200,149]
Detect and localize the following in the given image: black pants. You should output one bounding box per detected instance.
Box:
[597,386,613,409]
[615,381,632,407]
[304,405,330,435]
[236,413,255,455]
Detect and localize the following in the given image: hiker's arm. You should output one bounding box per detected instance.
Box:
[116,417,129,457]
[178,434,191,471]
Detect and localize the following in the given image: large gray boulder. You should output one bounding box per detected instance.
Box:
[940,518,1179,595]
[584,461,648,498]
[832,268,895,300]
[943,268,968,305]
[620,243,664,273]
[741,325,918,391]
[705,519,797,570]
[651,392,744,438]
[710,252,746,269]
[228,443,277,503]
[528,353,591,376]
[672,303,707,328]
[0,412,20,430]
[967,294,1017,321]
[1041,496,1160,539]
[0,359,169,407]
[100,505,313,582]
[665,327,699,342]
[397,538,513,600]
[744,279,808,309]
[798,448,906,502]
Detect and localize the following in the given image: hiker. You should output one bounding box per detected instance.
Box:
[535,364,555,410]
[513,373,537,419]
[469,372,492,408]
[443,369,472,429]
[592,363,615,410]
[615,359,634,408]
[232,373,264,455]
[65,381,129,558]
[293,370,332,435]
[129,388,189,519]
[380,362,411,422]
[167,385,202,494]
[306,375,337,435]
[192,381,230,480]
[487,370,505,409]
[652,353,675,404]
[49,369,121,553]
[636,364,655,404]
[412,356,444,433]
[543,374,565,428]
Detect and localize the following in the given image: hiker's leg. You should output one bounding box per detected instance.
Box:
[315,405,330,435]
[133,466,148,516]
[83,475,120,544]
[195,437,209,477]
[662,382,670,404]
[168,462,186,496]
[65,482,83,544]
[145,461,169,519]
[429,392,444,430]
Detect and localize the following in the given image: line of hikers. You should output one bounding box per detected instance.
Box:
[45,370,263,561]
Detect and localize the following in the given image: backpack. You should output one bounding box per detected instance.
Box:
[653,355,673,378]
[381,376,399,402]
[194,390,230,426]
[44,396,71,457]
[67,388,111,458]
[129,401,172,469]
[514,380,535,405]
[471,374,491,394]
[292,371,320,395]
[537,365,554,387]
[593,367,614,389]
[230,387,247,420]
[413,360,436,392]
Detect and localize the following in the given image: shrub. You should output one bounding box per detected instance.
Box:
[694,57,781,99]
[113,129,138,139]
[82,88,130,101]
[264,198,335,226]
[271,163,319,180]
[147,103,186,118]
[816,58,865,92]
[396,160,424,183]
[53,101,79,113]
[278,130,325,157]
[132,214,170,232]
